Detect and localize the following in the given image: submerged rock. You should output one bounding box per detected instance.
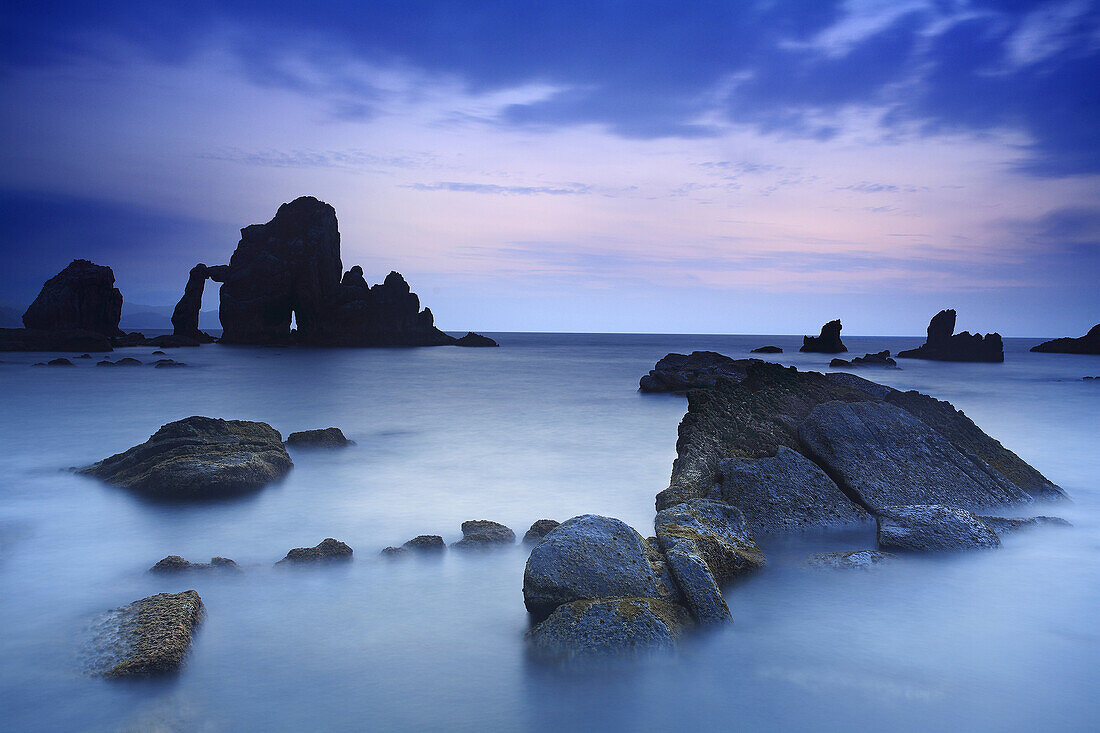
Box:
[751,345,783,354]
[654,499,764,583]
[639,351,753,393]
[285,427,351,447]
[1031,324,1100,355]
[523,515,667,619]
[153,359,187,368]
[402,535,446,552]
[454,332,499,347]
[897,309,1003,362]
[712,446,868,534]
[805,550,896,570]
[526,598,693,661]
[22,259,124,337]
[523,519,560,544]
[798,401,1031,510]
[79,416,293,499]
[974,515,1071,534]
[876,505,1000,552]
[150,555,239,573]
[94,590,204,677]
[451,520,515,549]
[277,538,353,564]
[380,546,411,558]
[800,319,846,353]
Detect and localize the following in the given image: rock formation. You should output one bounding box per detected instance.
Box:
[23,259,123,337]
[875,505,1001,551]
[1031,324,1100,354]
[800,319,846,353]
[285,427,351,447]
[79,416,293,499]
[91,590,204,677]
[639,351,752,392]
[526,598,692,661]
[830,350,896,368]
[897,309,1003,362]
[454,332,499,347]
[751,345,782,354]
[403,535,446,552]
[150,556,239,573]
[523,519,560,544]
[452,520,515,549]
[277,538,353,564]
[170,264,215,342]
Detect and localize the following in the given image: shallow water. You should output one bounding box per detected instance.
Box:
[0,334,1097,731]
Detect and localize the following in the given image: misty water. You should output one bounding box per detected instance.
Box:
[0,334,1096,731]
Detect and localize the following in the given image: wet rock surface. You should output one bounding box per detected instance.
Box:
[285,427,351,447]
[526,598,692,661]
[897,309,1003,362]
[1031,323,1100,354]
[654,499,764,583]
[523,519,560,544]
[79,416,293,499]
[974,515,1071,534]
[876,505,1001,551]
[451,520,515,549]
[800,319,846,353]
[90,590,204,678]
[660,545,731,624]
[277,538,353,564]
[639,351,753,393]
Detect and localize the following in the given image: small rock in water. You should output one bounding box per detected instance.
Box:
[116,357,142,366]
[523,519,560,544]
[876,505,1000,552]
[47,357,74,366]
[152,350,167,355]
[77,353,92,359]
[380,546,411,558]
[805,550,896,570]
[402,535,446,552]
[451,520,515,550]
[89,590,205,677]
[277,538,353,565]
[149,555,239,573]
[751,345,782,354]
[454,332,499,347]
[153,358,187,368]
[800,319,846,353]
[285,427,352,447]
[96,359,117,367]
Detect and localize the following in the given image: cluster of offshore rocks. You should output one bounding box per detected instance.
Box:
[525,356,1069,660]
[1,196,497,352]
[798,310,1004,362]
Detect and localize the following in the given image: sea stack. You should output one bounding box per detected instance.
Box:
[800,319,846,353]
[897,310,1003,362]
[1031,324,1100,355]
[170,264,215,342]
[22,259,123,337]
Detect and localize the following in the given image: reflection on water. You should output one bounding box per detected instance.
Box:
[0,334,1097,731]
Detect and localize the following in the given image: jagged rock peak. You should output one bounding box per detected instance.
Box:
[800,319,846,353]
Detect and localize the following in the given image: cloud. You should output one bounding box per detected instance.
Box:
[404,181,591,195]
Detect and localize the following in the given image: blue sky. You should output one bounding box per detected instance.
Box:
[1,0,1097,335]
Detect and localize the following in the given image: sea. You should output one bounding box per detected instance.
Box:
[0,333,1096,732]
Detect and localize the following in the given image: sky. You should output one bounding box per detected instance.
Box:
[0,0,1098,336]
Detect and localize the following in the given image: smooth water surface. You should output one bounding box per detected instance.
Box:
[0,334,1097,731]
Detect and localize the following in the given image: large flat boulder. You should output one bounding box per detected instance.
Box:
[876,505,1001,551]
[523,515,671,619]
[654,499,764,583]
[79,416,292,499]
[712,446,868,534]
[639,351,752,393]
[526,598,692,661]
[93,590,205,677]
[798,401,1032,510]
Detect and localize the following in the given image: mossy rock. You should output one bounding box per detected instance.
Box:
[101,590,205,678]
[526,597,693,661]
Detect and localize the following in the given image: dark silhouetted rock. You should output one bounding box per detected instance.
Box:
[112,332,147,347]
[285,427,351,447]
[897,310,1003,362]
[833,350,897,368]
[805,550,896,569]
[639,351,752,392]
[523,515,667,619]
[526,598,692,661]
[1031,324,1100,354]
[170,264,216,343]
[712,446,868,534]
[654,499,764,584]
[974,515,1071,534]
[277,538,353,564]
[79,416,292,499]
[152,350,166,355]
[340,265,368,288]
[23,259,123,337]
[751,345,782,353]
[454,332,499,347]
[800,319,846,353]
[77,353,91,359]
[452,520,515,549]
[402,535,446,552]
[150,555,238,573]
[799,401,1031,510]
[97,359,116,367]
[154,359,187,368]
[0,327,112,352]
[94,590,204,677]
[876,505,1000,551]
[328,271,456,347]
[46,357,74,366]
[116,357,142,366]
[523,519,560,544]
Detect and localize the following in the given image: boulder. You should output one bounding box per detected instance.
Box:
[79,416,293,499]
[884,389,1065,501]
[149,555,239,573]
[798,401,1032,510]
[277,538,353,564]
[96,359,116,367]
[522,515,666,619]
[897,309,1003,362]
[805,550,895,569]
[77,353,91,359]
[712,446,868,534]
[526,598,692,661]
[751,345,782,354]
[973,515,1071,534]
[1031,324,1100,354]
[800,319,846,353]
[454,332,499,347]
[46,357,74,366]
[380,546,411,558]
[285,427,351,447]
[523,519,560,544]
[154,359,187,368]
[116,357,142,366]
[94,590,204,677]
[22,259,123,337]
[451,520,515,549]
[833,350,896,368]
[660,545,731,624]
[402,535,446,552]
[0,327,112,352]
[653,499,764,583]
[639,351,752,393]
[876,505,1001,551]
[170,264,216,342]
